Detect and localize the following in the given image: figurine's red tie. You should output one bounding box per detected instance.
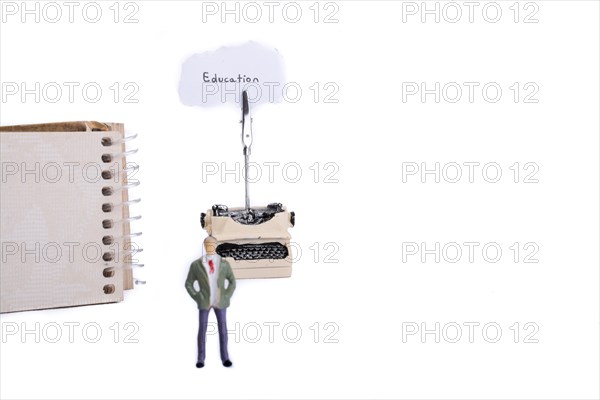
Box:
[208,259,215,274]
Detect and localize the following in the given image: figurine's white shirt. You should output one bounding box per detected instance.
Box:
[204,254,220,307]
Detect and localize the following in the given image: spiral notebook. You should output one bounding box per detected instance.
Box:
[0,121,140,313]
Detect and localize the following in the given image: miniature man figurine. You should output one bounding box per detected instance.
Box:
[185,236,236,368]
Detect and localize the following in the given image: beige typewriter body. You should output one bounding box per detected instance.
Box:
[203,207,294,279]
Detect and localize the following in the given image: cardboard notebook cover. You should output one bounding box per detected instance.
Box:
[0,121,136,313]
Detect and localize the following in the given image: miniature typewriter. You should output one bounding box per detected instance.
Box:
[201,92,295,279]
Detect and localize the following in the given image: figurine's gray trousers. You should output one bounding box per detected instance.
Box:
[198,308,229,363]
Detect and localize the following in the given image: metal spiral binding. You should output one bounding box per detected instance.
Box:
[101,148,139,163]
[101,133,138,146]
[101,181,141,196]
[102,199,141,213]
[100,132,143,289]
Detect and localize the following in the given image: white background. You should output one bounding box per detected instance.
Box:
[0,1,599,399]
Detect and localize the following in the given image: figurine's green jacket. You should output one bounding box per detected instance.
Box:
[185,258,236,310]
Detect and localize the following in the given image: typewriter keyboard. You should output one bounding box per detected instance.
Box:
[216,242,289,261]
